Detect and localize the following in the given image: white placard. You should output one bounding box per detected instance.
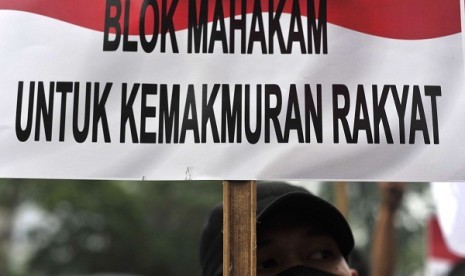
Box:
[1,0,464,181]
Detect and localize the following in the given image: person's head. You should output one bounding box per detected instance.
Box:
[448,260,465,276]
[200,182,357,276]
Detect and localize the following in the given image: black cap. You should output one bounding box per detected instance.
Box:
[199,182,355,276]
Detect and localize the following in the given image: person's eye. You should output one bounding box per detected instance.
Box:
[308,250,335,260]
[257,258,278,270]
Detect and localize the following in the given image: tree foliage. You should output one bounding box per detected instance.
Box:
[0,179,222,276]
[0,180,432,276]
[320,182,433,275]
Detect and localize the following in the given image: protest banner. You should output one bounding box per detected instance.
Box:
[426,216,464,275]
[0,0,464,181]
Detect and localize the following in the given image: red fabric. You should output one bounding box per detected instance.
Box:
[428,216,463,262]
[0,0,460,39]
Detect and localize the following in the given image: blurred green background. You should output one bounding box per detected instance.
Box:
[0,180,433,276]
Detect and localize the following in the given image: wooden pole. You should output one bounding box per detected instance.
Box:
[223,180,257,276]
[334,182,349,218]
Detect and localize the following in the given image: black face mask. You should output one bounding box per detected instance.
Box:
[276,266,338,276]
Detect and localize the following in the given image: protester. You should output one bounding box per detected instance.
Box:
[199,182,358,276]
[370,182,405,276]
[448,260,465,276]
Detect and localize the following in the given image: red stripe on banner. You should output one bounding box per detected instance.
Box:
[328,0,461,39]
[0,0,107,32]
[0,0,461,39]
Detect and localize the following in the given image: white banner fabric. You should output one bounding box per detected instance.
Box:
[0,0,464,180]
